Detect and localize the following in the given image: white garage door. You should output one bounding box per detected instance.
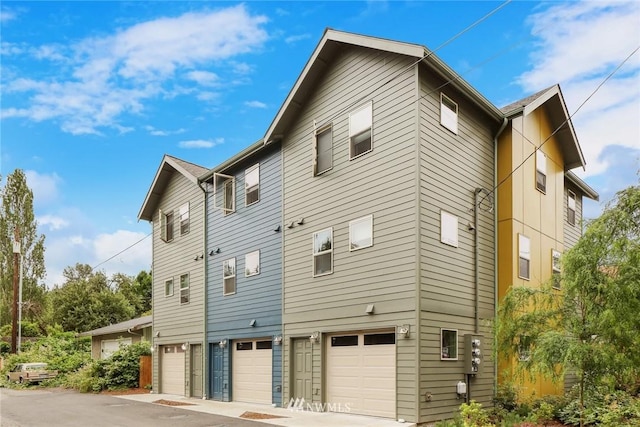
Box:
[232,339,272,404]
[100,338,132,359]
[161,345,185,395]
[326,332,396,418]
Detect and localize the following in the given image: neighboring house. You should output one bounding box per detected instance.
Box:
[263,29,504,424]
[497,85,599,396]
[138,155,208,398]
[199,140,283,405]
[78,315,152,359]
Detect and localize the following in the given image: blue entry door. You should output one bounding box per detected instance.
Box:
[210,343,223,400]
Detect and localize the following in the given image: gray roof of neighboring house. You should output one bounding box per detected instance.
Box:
[77,315,152,337]
[138,155,208,222]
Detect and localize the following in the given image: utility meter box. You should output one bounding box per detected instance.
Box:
[464,334,482,375]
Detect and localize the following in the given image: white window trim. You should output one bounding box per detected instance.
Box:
[164,278,174,297]
[314,124,333,176]
[245,164,260,207]
[312,228,333,277]
[160,209,174,242]
[179,202,190,235]
[536,150,547,193]
[552,249,562,289]
[440,328,458,361]
[179,273,189,305]
[568,190,576,226]
[440,93,458,134]
[349,215,373,251]
[440,210,459,248]
[518,234,531,280]
[223,179,236,215]
[245,250,260,277]
[349,101,373,160]
[223,258,236,296]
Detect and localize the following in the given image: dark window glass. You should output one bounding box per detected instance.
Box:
[236,342,253,351]
[331,335,358,347]
[364,333,395,345]
[256,341,272,350]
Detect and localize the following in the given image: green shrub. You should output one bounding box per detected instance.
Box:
[460,400,495,427]
[558,385,640,426]
[493,383,519,412]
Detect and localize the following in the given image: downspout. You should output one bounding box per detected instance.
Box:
[198,179,208,399]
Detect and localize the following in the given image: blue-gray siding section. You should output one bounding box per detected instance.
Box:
[205,144,283,405]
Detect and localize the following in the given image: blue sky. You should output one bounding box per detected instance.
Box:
[1,1,639,287]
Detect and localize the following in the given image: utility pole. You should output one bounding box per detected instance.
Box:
[11,230,20,354]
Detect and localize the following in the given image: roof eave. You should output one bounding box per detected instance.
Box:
[565,171,600,201]
[199,139,266,182]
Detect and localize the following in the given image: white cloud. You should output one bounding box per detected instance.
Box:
[38,214,69,231]
[0,8,17,23]
[24,170,61,206]
[519,1,640,179]
[285,33,311,44]
[186,70,220,87]
[1,5,269,135]
[145,125,186,136]
[244,100,267,109]
[178,139,222,148]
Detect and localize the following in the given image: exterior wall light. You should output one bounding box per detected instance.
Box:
[273,335,283,345]
[397,324,410,339]
[309,331,320,344]
[219,339,227,348]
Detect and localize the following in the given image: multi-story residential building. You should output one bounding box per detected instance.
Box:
[138,155,208,397]
[199,140,283,405]
[497,86,599,396]
[139,29,598,425]
[263,29,505,424]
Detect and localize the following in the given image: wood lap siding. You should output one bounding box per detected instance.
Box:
[281,46,419,419]
[418,66,496,422]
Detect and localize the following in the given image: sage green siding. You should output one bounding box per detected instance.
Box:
[151,171,205,396]
[563,181,584,248]
[418,66,497,422]
[281,45,419,421]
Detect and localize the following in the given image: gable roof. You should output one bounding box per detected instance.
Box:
[565,171,600,201]
[77,315,152,337]
[138,155,208,222]
[263,28,503,145]
[501,85,586,171]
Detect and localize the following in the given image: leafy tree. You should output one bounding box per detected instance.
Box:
[49,264,135,333]
[0,170,47,330]
[112,270,152,317]
[496,183,640,426]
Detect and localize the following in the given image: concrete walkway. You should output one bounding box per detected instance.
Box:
[116,393,417,427]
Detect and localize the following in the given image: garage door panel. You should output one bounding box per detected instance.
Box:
[161,345,185,395]
[232,340,272,404]
[327,333,396,419]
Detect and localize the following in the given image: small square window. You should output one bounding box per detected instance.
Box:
[349,102,373,159]
[179,273,189,304]
[314,125,333,175]
[567,190,576,226]
[245,250,260,277]
[223,258,236,295]
[164,278,174,297]
[179,203,190,235]
[440,210,459,247]
[441,329,458,360]
[160,210,174,242]
[313,228,333,277]
[536,150,547,193]
[245,164,260,206]
[349,215,373,251]
[223,179,235,215]
[518,234,530,280]
[440,93,458,134]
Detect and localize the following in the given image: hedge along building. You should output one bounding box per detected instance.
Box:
[262,29,505,424]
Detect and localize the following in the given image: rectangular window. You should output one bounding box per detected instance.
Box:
[164,278,174,297]
[440,93,458,134]
[440,210,459,247]
[160,210,174,242]
[331,335,358,347]
[441,329,458,360]
[223,179,235,215]
[536,150,547,193]
[518,335,532,361]
[314,125,333,175]
[568,190,576,226]
[256,341,273,350]
[179,273,189,304]
[245,164,260,206]
[349,215,373,251]
[552,249,561,289]
[313,228,333,276]
[236,341,253,351]
[223,258,236,295]
[179,203,189,235]
[349,102,373,159]
[245,250,260,277]
[518,234,531,280]
[364,333,395,345]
